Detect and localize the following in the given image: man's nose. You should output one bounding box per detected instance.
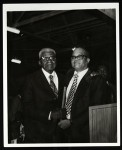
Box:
[47,59,54,63]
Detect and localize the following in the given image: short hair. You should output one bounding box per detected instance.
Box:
[74,47,90,58]
[39,48,56,59]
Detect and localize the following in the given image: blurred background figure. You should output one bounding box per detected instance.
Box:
[98,65,108,79]
[98,65,116,103]
[8,77,25,143]
[91,64,116,103]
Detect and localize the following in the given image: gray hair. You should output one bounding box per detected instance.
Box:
[74,47,90,58]
[39,48,56,59]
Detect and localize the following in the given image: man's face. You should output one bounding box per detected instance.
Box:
[41,51,56,74]
[98,66,108,79]
[71,48,90,72]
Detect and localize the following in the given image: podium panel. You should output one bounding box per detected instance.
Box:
[89,103,117,143]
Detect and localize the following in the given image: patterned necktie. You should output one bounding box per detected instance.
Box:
[49,75,58,98]
[65,73,78,116]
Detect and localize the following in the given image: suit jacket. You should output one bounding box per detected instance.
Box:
[65,69,110,143]
[23,69,64,143]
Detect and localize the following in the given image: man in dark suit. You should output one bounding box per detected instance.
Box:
[23,48,65,143]
[58,47,110,143]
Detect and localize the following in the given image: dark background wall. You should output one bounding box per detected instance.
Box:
[7,9,117,96]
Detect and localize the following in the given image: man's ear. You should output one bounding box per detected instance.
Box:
[87,58,90,63]
[38,60,42,66]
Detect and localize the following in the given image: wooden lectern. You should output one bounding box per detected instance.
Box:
[89,103,117,143]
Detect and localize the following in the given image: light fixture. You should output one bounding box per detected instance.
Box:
[7,26,20,34]
[11,58,21,64]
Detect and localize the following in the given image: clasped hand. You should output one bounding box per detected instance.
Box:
[51,108,66,120]
[58,119,71,129]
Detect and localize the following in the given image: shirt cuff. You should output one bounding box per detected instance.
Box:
[48,111,52,120]
[66,113,71,119]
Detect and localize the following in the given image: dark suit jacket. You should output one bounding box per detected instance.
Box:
[22,69,64,143]
[8,95,22,141]
[65,69,111,143]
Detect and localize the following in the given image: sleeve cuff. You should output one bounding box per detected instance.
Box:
[66,113,70,119]
[48,111,52,120]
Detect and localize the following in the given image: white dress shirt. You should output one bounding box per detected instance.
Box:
[42,68,59,120]
[66,68,88,119]
[42,68,58,90]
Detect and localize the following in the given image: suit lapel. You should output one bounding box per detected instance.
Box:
[37,69,57,97]
[66,69,74,87]
[71,70,91,108]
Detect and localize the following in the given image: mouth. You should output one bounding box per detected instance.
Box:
[74,62,80,65]
[46,63,55,67]
[47,62,53,65]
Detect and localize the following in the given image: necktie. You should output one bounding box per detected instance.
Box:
[49,75,58,98]
[65,73,78,116]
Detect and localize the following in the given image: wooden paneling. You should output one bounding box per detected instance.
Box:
[89,103,117,143]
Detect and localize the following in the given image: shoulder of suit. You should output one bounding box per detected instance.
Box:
[55,72,65,83]
[90,74,103,79]
[89,74,107,85]
[66,68,74,76]
[57,72,64,78]
[27,70,42,79]
[86,73,104,82]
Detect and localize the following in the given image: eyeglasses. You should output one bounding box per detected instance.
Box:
[41,56,56,61]
[71,55,87,60]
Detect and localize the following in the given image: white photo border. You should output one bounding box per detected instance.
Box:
[3,3,120,147]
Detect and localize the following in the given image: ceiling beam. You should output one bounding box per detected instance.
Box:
[14,10,69,27]
[14,12,25,25]
[50,22,106,38]
[8,29,65,47]
[62,15,76,45]
[35,18,98,35]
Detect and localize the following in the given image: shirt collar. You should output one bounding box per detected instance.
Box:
[42,68,55,78]
[74,68,89,76]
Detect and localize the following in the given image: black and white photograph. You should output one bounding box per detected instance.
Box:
[3,3,120,147]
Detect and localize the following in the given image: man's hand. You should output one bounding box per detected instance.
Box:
[58,119,71,129]
[11,139,17,143]
[51,110,61,120]
[50,108,67,120]
[90,71,99,77]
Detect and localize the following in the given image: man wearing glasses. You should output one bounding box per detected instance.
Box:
[23,48,65,143]
[58,47,110,143]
